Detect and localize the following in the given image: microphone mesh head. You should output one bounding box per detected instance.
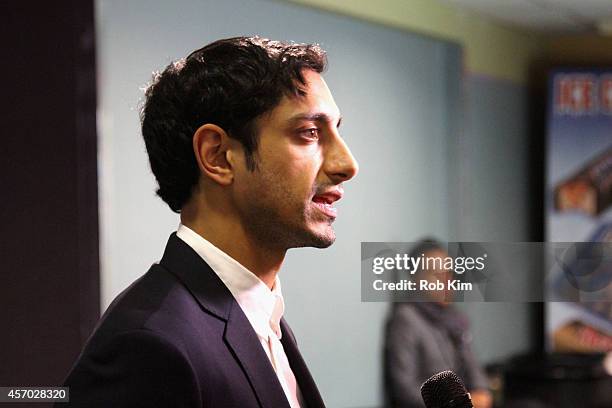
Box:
[420,370,469,408]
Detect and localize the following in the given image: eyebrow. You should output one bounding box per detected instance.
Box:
[287,112,343,127]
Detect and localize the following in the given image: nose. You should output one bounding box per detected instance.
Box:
[324,131,359,184]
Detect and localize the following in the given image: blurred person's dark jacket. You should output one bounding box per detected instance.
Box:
[384,302,488,407]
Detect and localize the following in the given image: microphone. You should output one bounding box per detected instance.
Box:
[420,370,473,408]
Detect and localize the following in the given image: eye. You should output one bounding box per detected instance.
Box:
[298,128,320,140]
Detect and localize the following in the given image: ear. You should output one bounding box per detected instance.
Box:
[192,124,235,186]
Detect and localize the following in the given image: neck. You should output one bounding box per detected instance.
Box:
[181,196,285,289]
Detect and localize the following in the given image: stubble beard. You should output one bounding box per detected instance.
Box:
[243,200,336,251]
[240,176,336,251]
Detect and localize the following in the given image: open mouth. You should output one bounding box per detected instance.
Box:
[312,191,342,218]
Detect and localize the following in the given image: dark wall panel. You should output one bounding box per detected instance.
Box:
[0,0,99,388]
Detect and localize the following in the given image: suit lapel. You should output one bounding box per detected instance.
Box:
[160,233,291,408]
[280,319,326,408]
[225,301,291,408]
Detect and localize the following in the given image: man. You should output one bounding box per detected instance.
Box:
[384,240,492,408]
[60,36,358,407]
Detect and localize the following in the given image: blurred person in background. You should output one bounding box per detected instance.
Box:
[384,239,492,408]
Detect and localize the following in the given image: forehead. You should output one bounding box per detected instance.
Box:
[264,70,340,125]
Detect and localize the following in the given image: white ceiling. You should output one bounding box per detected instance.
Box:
[443,0,612,33]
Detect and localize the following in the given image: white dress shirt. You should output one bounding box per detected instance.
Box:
[176,224,302,408]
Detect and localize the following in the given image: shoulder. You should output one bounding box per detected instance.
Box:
[77,263,224,365]
[94,265,192,332]
[384,304,438,346]
[63,265,213,406]
[387,304,430,328]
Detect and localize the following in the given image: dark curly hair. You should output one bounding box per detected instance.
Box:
[141,36,327,212]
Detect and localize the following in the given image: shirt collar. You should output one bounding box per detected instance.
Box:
[176,224,284,340]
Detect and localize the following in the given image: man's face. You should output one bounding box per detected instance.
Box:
[232,70,359,250]
[422,248,454,304]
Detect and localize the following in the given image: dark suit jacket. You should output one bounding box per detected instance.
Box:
[59,233,325,408]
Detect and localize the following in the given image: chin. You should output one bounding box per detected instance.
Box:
[309,236,335,249]
[306,228,336,248]
[290,226,336,249]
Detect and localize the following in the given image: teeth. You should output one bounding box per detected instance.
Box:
[313,201,337,217]
[313,195,335,205]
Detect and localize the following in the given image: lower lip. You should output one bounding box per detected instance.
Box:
[312,201,337,218]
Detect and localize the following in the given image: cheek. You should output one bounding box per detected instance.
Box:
[263,145,322,186]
